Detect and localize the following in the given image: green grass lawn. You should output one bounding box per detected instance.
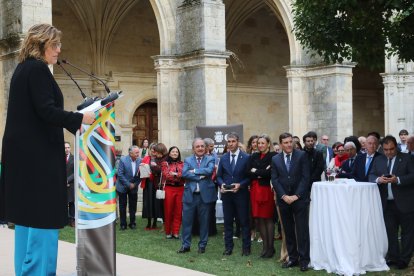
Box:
[59,219,411,276]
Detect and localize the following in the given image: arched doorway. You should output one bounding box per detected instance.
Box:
[132,101,158,146]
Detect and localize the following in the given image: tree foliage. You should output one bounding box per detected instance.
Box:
[292,0,414,69]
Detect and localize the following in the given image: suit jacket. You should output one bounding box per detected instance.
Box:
[338,155,357,178]
[369,152,414,213]
[116,155,141,194]
[0,58,83,229]
[345,152,382,182]
[182,155,217,204]
[66,153,75,202]
[247,151,276,186]
[303,148,324,184]
[217,151,251,189]
[271,149,310,203]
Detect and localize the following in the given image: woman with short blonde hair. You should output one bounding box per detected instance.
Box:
[0,23,94,276]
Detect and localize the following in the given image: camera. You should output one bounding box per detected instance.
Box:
[223,184,235,190]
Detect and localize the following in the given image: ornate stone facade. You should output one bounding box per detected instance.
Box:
[0,0,410,155]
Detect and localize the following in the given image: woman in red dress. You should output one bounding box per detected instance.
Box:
[161,146,185,239]
[248,134,277,258]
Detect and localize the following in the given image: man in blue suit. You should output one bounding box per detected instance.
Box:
[116,145,141,230]
[217,132,251,256]
[178,138,216,254]
[272,132,310,271]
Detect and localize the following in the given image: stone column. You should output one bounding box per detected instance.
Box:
[118,124,135,154]
[0,0,52,153]
[175,0,229,150]
[382,58,414,136]
[153,56,181,149]
[285,63,355,142]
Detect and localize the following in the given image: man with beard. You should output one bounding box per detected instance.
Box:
[303,132,324,187]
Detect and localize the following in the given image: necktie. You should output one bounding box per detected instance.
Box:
[66,155,69,164]
[286,154,291,172]
[365,156,372,175]
[197,157,201,168]
[230,154,236,172]
[349,158,354,168]
[387,158,392,174]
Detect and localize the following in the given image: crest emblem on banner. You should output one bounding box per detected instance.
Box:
[214,131,224,143]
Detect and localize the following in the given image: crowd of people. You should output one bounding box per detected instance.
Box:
[110,129,414,272]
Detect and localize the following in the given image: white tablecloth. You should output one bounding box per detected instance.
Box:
[310,181,389,276]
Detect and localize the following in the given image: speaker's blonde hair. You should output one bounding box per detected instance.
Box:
[18,23,61,63]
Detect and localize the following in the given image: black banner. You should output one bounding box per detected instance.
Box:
[194,124,243,155]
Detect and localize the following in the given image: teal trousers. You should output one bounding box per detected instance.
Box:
[15,225,59,276]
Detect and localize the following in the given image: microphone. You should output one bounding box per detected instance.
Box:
[61,59,111,94]
[57,60,96,110]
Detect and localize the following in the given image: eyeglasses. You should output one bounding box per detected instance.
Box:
[337,150,345,153]
[52,42,62,49]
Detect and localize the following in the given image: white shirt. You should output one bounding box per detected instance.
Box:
[130,158,136,176]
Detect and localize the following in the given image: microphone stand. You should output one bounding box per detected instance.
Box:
[57,61,96,110]
[61,59,121,105]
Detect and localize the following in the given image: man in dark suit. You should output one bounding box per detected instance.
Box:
[217,132,251,256]
[116,146,141,230]
[397,129,409,153]
[347,135,382,182]
[369,135,414,269]
[65,142,75,227]
[338,141,357,177]
[272,132,310,271]
[178,138,216,254]
[302,132,324,187]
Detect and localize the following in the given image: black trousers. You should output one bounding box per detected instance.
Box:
[279,200,310,265]
[118,190,138,227]
[384,200,414,264]
[68,202,75,222]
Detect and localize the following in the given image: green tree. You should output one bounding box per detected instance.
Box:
[292,0,414,69]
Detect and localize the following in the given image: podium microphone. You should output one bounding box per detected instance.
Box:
[61,59,111,94]
[57,60,96,110]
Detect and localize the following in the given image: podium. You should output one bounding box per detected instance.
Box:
[74,97,120,276]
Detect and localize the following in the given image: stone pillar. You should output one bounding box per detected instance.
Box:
[382,58,414,136]
[175,0,229,150]
[285,63,355,142]
[153,56,181,149]
[118,125,135,154]
[0,0,52,153]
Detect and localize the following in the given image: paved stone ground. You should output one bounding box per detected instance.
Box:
[0,226,212,276]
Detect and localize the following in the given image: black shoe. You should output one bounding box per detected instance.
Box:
[120,225,127,231]
[177,247,190,253]
[129,223,136,229]
[300,264,309,272]
[282,260,298,268]
[198,248,205,254]
[397,261,408,270]
[242,248,251,256]
[172,235,180,239]
[223,249,232,256]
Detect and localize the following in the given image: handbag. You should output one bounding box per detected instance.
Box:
[155,172,165,199]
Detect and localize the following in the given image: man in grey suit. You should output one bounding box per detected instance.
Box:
[369,135,414,269]
[272,132,310,272]
[116,146,141,230]
[178,138,216,254]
